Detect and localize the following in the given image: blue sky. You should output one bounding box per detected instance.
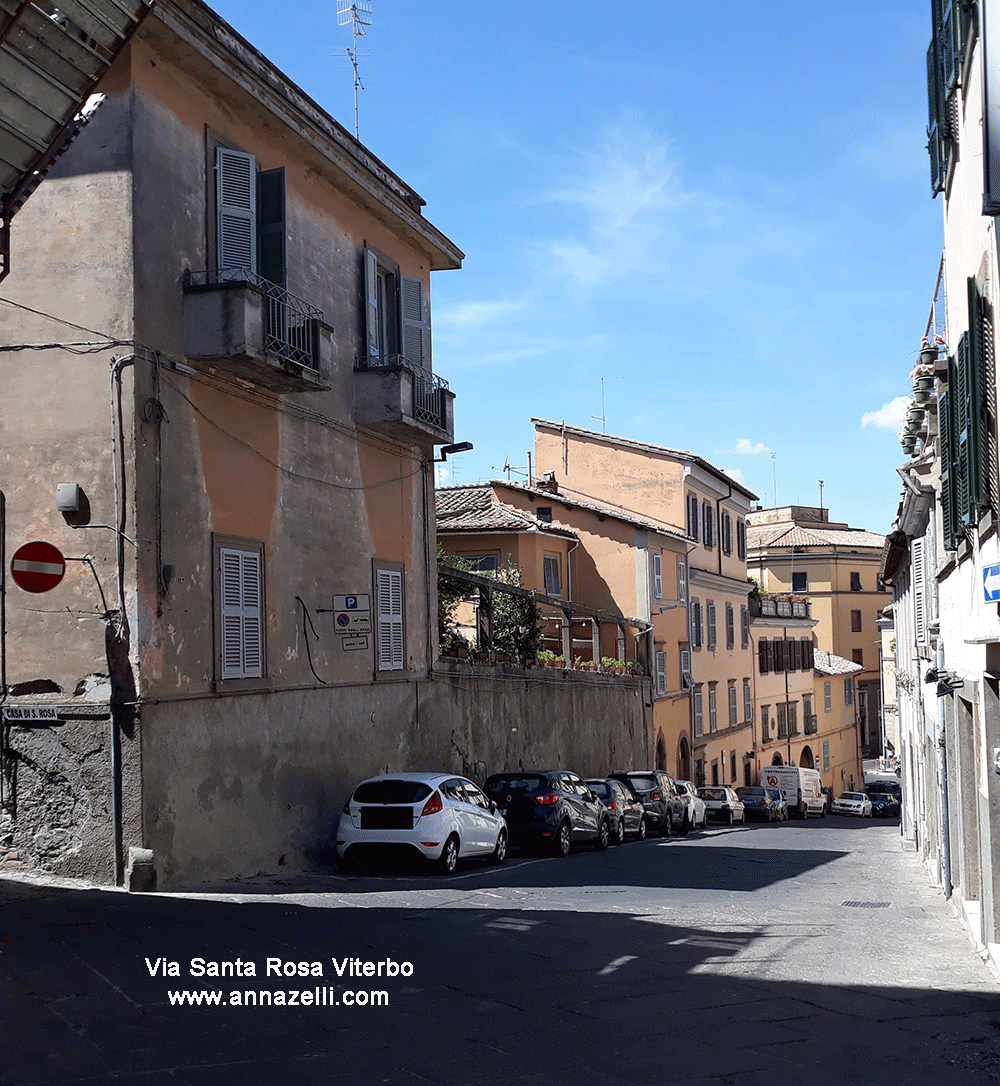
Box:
[214,0,939,533]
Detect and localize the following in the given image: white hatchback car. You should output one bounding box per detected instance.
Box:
[337,773,508,874]
[832,791,873,817]
[674,780,708,831]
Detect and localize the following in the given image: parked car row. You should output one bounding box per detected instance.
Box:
[335,764,899,876]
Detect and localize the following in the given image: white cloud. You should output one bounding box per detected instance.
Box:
[435,466,451,486]
[861,396,909,431]
[720,467,746,483]
[437,300,519,327]
[732,439,771,455]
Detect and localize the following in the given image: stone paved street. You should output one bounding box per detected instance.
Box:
[3,818,999,1085]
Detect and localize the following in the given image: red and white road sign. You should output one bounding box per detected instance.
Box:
[10,540,66,593]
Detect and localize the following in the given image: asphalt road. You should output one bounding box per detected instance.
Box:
[3,814,999,1086]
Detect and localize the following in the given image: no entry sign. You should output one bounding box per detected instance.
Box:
[10,540,66,593]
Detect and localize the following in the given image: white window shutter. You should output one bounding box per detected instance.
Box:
[655,651,667,695]
[743,681,752,722]
[680,649,693,688]
[217,148,257,278]
[364,248,380,360]
[377,568,405,671]
[653,552,662,600]
[729,684,738,725]
[400,275,426,368]
[912,538,927,644]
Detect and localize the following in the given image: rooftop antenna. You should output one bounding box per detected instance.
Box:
[818,479,824,515]
[337,0,371,139]
[591,376,623,433]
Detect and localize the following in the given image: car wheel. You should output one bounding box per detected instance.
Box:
[635,816,647,841]
[593,818,610,851]
[613,817,626,844]
[491,830,507,865]
[338,852,357,875]
[660,814,671,838]
[553,820,572,857]
[439,835,459,875]
[726,811,734,826]
[679,814,690,836]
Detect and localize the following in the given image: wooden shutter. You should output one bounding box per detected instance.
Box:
[680,649,693,688]
[725,603,734,649]
[728,684,738,726]
[708,687,717,732]
[912,538,928,644]
[364,248,380,360]
[655,651,667,695]
[217,147,257,278]
[693,688,703,737]
[220,547,262,680]
[740,606,749,648]
[401,275,426,368]
[743,681,752,723]
[927,1,952,195]
[652,552,662,599]
[376,567,405,671]
[824,682,832,711]
[939,367,958,549]
[677,558,687,600]
[257,167,286,288]
[967,277,996,520]
[688,494,699,539]
[791,639,802,670]
[706,601,716,647]
[758,638,770,674]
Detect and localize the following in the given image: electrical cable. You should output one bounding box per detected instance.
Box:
[296,596,328,685]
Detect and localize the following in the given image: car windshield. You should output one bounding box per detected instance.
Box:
[736,787,765,797]
[484,775,546,798]
[353,780,432,805]
[767,790,782,801]
[588,782,612,798]
[839,792,864,801]
[625,775,658,791]
[699,788,727,800]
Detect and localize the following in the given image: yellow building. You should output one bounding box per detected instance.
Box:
[532,419,757,785]
[746,506,888,758]
[812,651,865,796]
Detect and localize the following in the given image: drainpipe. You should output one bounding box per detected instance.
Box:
[936,640,952,898]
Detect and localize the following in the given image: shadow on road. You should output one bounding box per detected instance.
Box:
[2,875,997,1086]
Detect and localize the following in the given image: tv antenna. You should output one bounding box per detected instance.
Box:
[591,376,623,433]
[337,0,371,139]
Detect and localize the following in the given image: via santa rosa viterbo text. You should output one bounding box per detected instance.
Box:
[147,956,413,1008]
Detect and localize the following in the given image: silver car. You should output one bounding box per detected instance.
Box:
[674,779,708,831]
[832,791,873,817]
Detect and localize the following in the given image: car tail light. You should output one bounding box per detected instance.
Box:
[721,804,730,810]
[535,793,559,805]
[607,801,618,809]
[343,798,352,814]
[421,791,443,816]
[651,791,662,801]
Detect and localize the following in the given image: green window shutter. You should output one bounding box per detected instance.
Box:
[955,331,973,526]
[966,277,991,519]
[364,247,380,361]
[257,167,286,289]
[927,0,952,195]
[939,372,958,549]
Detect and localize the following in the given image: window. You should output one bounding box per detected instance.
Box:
[677,558,688,601]
[687,493,700,540]
[760,704,770,739]
[743,680,752,723]
[758,638,772,674]
[852,648,864,667]
[725,603,735,649]
[822,740,831,772]
[926,0,970,194]
[708,685,718,732]
[543,555,561,596]
[801,638,814,670]
[364,247,428,369]
[702,502,714,549]
[736,518,746,560]
[850,571,862,592]
[728,683,738,727]
[536,506,552,523]
[655,651,667,695]
[706,600,717,648]
[790,639,802,670]
[776,703,787,738]
[691,600,703,649]
[824,681,832,712]
[792,571,807,593]
[375,564,405,671]
[845,677,855,705]
[216,538,264,682]
[711,761,719,785]
[730,751,737,780]
[680,649,694,689]
[693,686,704,737]
[740,605,749,648]
[652,552,663,600]
[912,537,928,643]
[463,554,498,574]
[851,609,862,632]
[722,511,733,555]
[787,702,798,736]
[215,147,286,288]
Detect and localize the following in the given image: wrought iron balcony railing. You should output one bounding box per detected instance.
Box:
[186,269,324,372]
[355,352,450,429]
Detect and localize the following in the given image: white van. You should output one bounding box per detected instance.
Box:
[760,766,826,819]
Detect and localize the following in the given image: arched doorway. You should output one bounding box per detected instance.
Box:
[656,732,667,771]
[799,746,815,769]
[677,736,690,782]
[771,753,783,766]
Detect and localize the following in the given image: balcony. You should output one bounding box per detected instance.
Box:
[804,715,818,735]
[755,597,810,619]
[354,353,455,445]
[182,270,333,392]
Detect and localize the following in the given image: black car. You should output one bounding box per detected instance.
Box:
[587,778,647,843]
[609,770,687,835]
[484,770,610,856]
[867,790,901,818]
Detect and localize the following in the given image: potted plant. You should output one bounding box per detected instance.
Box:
[911,360,935,403]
